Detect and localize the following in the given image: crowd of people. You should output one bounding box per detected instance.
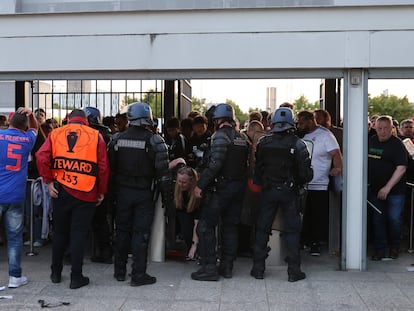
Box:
[1,100,412,290]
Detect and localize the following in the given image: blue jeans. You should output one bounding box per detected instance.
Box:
[0,202,24,277]
[369,193,405,252]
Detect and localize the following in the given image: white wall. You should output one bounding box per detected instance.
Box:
[1,6,414,80]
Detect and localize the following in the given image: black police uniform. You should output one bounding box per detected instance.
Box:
[251,131,313,282]
[108,125,171,286]
[89,122,113,263]
[191,124,248,281]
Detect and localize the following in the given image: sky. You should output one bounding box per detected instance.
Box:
[191,79,414,113]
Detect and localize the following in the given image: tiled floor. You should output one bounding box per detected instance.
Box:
[1,243,414,310]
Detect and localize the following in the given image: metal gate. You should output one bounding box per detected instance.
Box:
[31,79,164,125]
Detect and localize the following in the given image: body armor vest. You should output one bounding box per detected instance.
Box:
[220,130,248,180]
[113,127,155,188]
[260,134,297,185]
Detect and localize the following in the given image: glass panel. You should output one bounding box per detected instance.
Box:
[96,93,104,111]
[97,80,111,92]
[44,94,53,117]
[107,94,120,116]
[38,80,52,93]
[74,94,83,108]
[156,80,163,91]
[90,94,97,107]
[52,93,62,109]
[149,91,163,118]
[82,80,96,93]
[111,93,125,115]
[67,94,75,110]
[112,80,126,93]
[53,80,67,92]
[67,80,82,93]
[127,80,141,92]
[142,80,157,92]
[82,94,91,107]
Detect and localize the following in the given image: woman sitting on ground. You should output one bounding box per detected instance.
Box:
[174,166,201,260]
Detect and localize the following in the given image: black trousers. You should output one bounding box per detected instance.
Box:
[91,197,112,257]
[197,179,245,265]
[114,187,154,279]
[301,190,329,245]
[176,209,195,251]
[51,188,96,277]
[254,186,302,270]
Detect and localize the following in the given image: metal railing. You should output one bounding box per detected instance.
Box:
[26,177,42,256]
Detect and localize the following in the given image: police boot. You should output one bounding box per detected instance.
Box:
[287,266,306,282]
[250,261,265,279]
[250,246,270,279]
[50,265,62,284]
[191,264,219,281]
[130,237,151,282]
[218,260,233,279]
[70,273,90,289]
[114,266,126,282]
[113,258,126,282]
[131,273,157,287]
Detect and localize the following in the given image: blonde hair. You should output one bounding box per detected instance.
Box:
[174,166,200,213]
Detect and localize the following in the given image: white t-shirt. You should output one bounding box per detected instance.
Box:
[303,126,340,191]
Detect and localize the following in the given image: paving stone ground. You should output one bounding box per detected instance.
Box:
[1,243,414,310]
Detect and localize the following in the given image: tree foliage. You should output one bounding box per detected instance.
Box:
[225,99,249,125]
[191,97,249,125]
[293,94,320,114]
[123,89,163,117]
[248,107,261,113]
[368,94,414,122]
[191,97,207,114]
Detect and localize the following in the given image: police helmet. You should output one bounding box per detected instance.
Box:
[271,107,295,133]
[83,107,102,125]
[212,103,235,121]
[126,102,153,126]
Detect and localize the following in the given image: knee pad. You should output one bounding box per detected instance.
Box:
[142,233,150,244]
[196,220,208,236]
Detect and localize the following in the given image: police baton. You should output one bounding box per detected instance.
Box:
[367,199,382,215]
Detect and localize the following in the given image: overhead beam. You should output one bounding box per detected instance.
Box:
[0,6,414,78]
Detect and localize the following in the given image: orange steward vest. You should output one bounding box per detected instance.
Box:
[50,123,99,192]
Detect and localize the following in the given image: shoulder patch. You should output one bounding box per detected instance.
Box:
[233,137,248,146]
[116,139,146,150]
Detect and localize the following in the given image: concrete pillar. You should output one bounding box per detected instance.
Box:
[342,69,368,270]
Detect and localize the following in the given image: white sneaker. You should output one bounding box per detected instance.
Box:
[8,276,28,288]
[24,240,44,247]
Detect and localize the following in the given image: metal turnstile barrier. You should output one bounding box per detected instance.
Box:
[26,177,42,256]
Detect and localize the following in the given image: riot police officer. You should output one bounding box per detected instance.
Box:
[191,103,248,281]
[250,107,313,282]
[108,102,172,286]
[83,107,111,144]
[82,106,113,264]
